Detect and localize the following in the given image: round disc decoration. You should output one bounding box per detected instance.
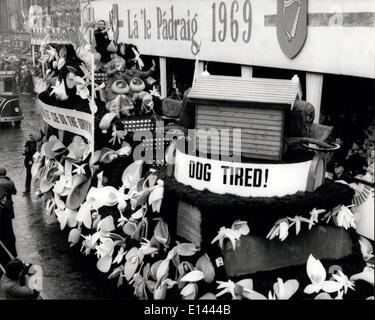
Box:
[129,78,145,93]
[111,80,130,94]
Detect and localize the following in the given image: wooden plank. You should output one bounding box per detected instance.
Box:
[192,80,299,89]
[190,93,295,104]
[196,124,283,139]
[203,145,280,155]
[242,153,279,160]
[198,109,283,121]
[202,139,281,152]
[198,149,279,161]
[196,134,281,147]
[202,143,280,156]
[198,140,280,153]
[191,87,298,98]
[196,119,283,132]
[193,100,291,111]
[199,104,284,116]
[197,114,282,126]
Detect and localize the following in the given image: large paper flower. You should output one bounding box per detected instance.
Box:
[350,266,374,286]
[124,247,144,281]
[81,232,101,256]
[332,270,355,294]
[216,280,237,299]
[68,227,82,247]
[148,180,164,213]
[273,278,299,300]
[211,220,249,250]
[266,218,289,241]
[96,238,115,273]
[308,208,326,229]
[304,255,343,294]
[50,78,68,101]
[323,205,356,230]
[195,254,215,284]
[153,218,170,247]
[287,216,311,235]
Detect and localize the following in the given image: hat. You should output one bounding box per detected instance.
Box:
[39,161,61,193]
[0,167,6,176]
[63,136,89,163]
[99,112,117,133]
[121,160,144,189]
[89,150,102,172]
[44,137,67,159]
[66,174,92,210]
[116,95,134,117]
[99,147,119,164]
[129,78,145,93]
[107,41,118,53]
[146,76,157,87]
[6,56,20,63]
[333,159,344,168]
[111,80,130,94]
[96,186,119,207]
[53,175,73,197]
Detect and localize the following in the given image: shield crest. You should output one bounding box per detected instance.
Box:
[277,0,308,59]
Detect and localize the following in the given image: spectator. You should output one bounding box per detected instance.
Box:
[22,133,37,194]
[0,259,40,300]
[327,136,347,172]
[345,141,367,177]
[332,160,352,182]
[94,20,111,64]
[0,168,17,264]
[19,65,31,94]
[123,58,156,84]
[104,49,126,79]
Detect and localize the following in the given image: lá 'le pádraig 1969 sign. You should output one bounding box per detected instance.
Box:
[113,0,307,59]
[118,0,253,56]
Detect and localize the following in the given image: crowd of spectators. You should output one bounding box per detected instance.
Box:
[325,111,375,184]
[0,44,35,94]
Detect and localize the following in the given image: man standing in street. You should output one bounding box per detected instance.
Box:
[22,133,37,195]
[0,167,17,265]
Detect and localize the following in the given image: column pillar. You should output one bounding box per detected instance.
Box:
[306,72,324,123]
[241,66,253,78]
[159,56,167,98]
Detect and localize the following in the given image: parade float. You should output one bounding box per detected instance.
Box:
[30,6,374,300]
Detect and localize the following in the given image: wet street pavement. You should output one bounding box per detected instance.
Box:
[0,95,134,299]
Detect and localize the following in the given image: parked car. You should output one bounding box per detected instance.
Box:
[0,71,23,127]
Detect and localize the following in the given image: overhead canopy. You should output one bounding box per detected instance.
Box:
[188,75,301,108]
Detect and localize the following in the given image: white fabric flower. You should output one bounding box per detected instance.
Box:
[304,255,343,294]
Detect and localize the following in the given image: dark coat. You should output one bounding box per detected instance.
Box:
[0,176,17,261]
[23,140,37,168]
[0,176,17,219]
